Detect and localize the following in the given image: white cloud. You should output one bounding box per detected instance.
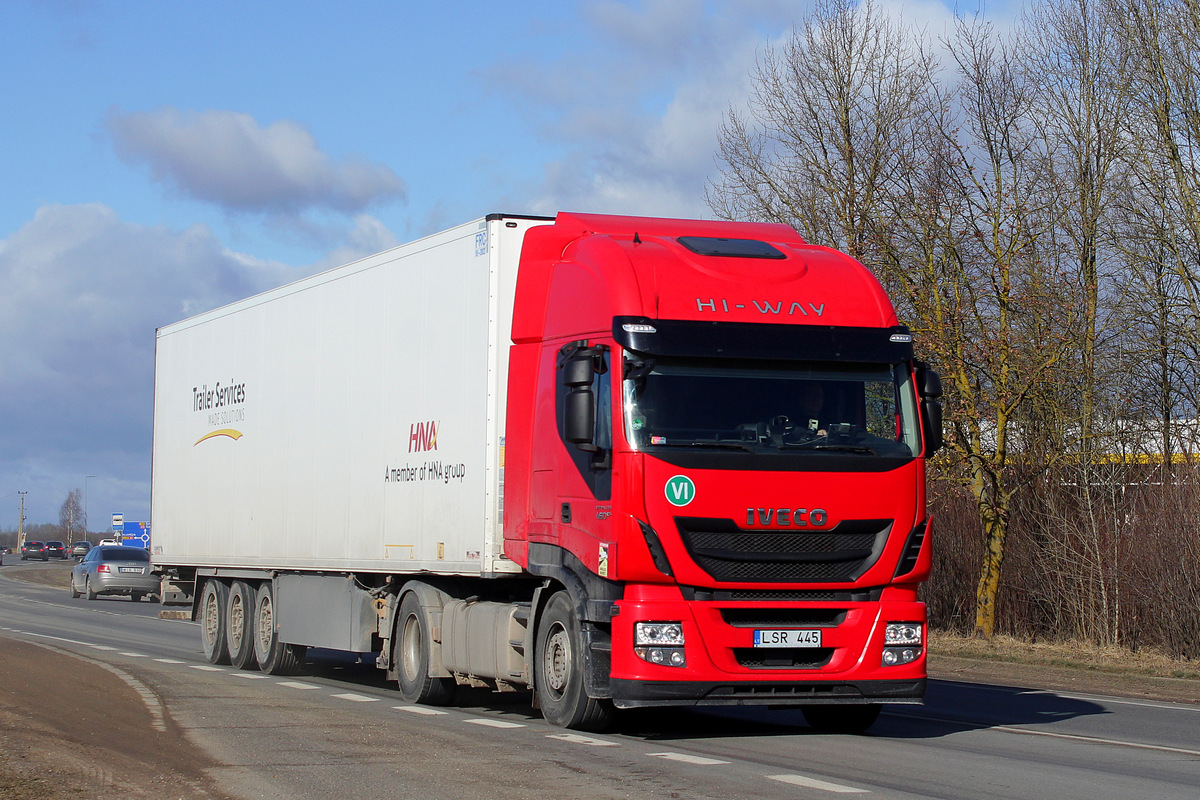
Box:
[303,214,403,275]
[484,0,795,219]
[107,107,406,214]
[0,203,298,523]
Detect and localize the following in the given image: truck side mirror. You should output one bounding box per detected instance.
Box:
[921,398,943,454]
[914,362,944,454]
[562,355,597,448]
[919,367,942,399]
[565,388,596,446]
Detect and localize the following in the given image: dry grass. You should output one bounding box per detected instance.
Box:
[930,629,1200,680]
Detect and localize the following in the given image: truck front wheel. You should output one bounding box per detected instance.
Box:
[394,591,455,705]
[534,591,613,731]
[199,579,232,665]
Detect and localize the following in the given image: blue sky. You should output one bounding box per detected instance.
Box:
[1,0,987,528]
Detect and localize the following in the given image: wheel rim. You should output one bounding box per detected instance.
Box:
[400,615,421,683]
[229,593,245,644]
[255,594,274,654]
[203,590,220,647]
[543,622,571,699]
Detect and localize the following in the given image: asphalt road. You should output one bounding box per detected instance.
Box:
[2,559,1198,799]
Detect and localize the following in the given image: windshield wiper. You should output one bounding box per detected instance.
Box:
[654,440,756,453]
[777,442,878,454]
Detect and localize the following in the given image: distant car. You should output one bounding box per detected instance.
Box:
[70,541,92,559]
[20,541,48,561]
[44,540,67,559]
[70,545,158,602]
[1,546,11,554]
[98,538,119,546]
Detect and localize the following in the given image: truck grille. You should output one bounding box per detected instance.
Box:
[674,517,892,583]
[733,648,834,669]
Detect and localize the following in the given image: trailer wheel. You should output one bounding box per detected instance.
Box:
[226,580,259,670]
[394,591,455,705]
[252,582,306,675]
[801,704,881,734]
[534,591,614,731]
[199,579,232,665]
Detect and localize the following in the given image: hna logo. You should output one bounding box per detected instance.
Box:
[409,421,439,452]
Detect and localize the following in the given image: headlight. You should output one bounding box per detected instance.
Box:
[635,622,684,646]
[885,622,922,646]
[882,622,922,666]
[634,621,686,667]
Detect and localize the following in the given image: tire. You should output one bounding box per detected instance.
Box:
[225,580,259,670]
[801,704,882,734]
[393,591,455,705]
[85,577,97,601]
[199,579,232,665]
[534,591,614,731]
[252,582,306,675]
[70,574,80,599]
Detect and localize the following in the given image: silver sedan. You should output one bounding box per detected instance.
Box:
[70,546,159,602]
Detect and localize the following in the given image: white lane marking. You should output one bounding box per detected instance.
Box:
[546,733,620,746]
[995,725,1200,756]
[154,658,184,664]
[277,681,320,690]
[190,665,225,672]
[768,774,869,793]
[464,718,525,729]
[233,673,269,680]
[332,692,379,703]
[89,645,118,651]
[393,706,449,715]
[4,629,94,647]
[647,752,730,765]
[119,652,146,658]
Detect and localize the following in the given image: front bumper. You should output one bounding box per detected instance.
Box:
[609,586,927,706]
[612,677,924,708]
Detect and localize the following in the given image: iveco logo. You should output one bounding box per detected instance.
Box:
[746,508,828,527]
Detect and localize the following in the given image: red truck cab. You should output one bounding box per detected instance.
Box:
[503,213,942,730]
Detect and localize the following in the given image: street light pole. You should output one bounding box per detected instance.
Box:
[17,491,27,548]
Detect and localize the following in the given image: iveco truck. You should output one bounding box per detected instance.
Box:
[151,212,942,731]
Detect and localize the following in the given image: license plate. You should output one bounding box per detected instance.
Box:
[753,629,822,648]
[119,567,143,574]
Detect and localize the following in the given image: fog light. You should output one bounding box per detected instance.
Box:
[882,646,921,666]
[885,622,922,646]
[634,646,687,667]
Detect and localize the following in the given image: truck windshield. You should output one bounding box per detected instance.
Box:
[623,357,921,458]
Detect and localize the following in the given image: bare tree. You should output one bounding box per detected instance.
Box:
[707,0,937,262]
[59,488,85,541]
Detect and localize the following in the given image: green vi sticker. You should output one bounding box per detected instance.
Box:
[665,475,696,507]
